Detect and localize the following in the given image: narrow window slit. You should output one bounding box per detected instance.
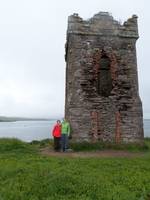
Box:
[98,51,112,97]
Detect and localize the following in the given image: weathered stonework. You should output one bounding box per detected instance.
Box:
[65,12,144,143]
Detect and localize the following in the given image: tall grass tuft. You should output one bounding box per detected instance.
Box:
[0,138,35,154]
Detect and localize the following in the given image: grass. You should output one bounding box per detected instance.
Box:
[70,140,149,152]
[29,138,149,152]
[0,138,150,199]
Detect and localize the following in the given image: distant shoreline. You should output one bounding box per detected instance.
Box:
[0,116,52,122]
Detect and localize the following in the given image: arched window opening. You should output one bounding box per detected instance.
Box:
[98,51,112,97]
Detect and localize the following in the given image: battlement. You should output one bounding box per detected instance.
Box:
[67,12,138,38]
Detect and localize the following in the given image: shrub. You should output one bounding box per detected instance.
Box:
[30,138,53,148]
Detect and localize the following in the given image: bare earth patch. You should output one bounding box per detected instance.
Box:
[40,147,144,158]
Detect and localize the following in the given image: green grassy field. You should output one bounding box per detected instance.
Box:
[0,138,150,200]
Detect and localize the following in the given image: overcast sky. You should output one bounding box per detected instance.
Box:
[0,0,149,118]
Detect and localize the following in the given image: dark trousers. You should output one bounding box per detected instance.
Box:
[61,134,68,152]
[54,137,61,151]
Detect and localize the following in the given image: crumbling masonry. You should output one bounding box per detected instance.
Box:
[65,12,144,143]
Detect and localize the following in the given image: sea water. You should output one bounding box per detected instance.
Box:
[0,120,55,142]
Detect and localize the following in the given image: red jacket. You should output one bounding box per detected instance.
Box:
[52,124,61,137]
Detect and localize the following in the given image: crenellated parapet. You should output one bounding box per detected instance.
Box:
[67,12,138,38]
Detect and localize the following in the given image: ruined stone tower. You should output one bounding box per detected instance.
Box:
[65,12,144,143]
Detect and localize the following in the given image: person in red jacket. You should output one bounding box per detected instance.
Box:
[52,120,61,151]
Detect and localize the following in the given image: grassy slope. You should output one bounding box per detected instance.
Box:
[0,139,150,200]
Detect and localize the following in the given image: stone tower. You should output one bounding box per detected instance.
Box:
[65,12,144,143]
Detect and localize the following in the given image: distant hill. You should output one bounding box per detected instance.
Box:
[0,116,50,122]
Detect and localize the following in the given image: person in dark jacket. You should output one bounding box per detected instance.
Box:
[52,120,61,151]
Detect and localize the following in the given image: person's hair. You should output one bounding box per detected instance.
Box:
[57,120,61,123]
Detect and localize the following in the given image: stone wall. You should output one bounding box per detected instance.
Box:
[65,12,144,143]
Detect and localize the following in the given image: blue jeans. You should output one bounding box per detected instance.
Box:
[61,134,68,152]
